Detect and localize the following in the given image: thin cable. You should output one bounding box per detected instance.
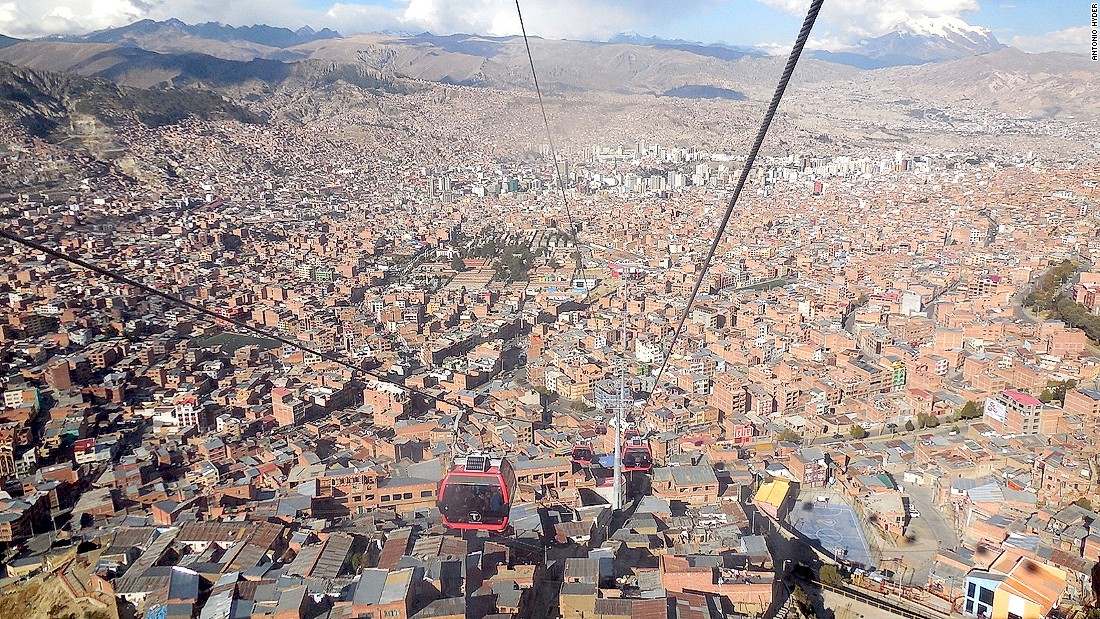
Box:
[644,0,824,410]
[0,227,536,428]
[513,0,591,297]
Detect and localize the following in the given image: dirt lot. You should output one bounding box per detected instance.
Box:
[0,551,119,619]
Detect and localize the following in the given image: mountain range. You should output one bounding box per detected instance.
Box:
[45,19,341,61]
[3,16,1008,68]
[0,17,1095,146]
[0,22,1084,103]
[0,16,1024,90]
[0,61,259,141]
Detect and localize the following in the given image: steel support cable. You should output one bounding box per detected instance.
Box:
[514,0,591,297]
[643,0,824,413]
[0,227,521,428]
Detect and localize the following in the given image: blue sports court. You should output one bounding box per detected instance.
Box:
[786,500,874,568]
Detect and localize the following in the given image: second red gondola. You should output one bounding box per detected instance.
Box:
[570,443,596,466]
[622,437,653,472]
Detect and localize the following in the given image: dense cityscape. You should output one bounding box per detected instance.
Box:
[2,14,1100,619]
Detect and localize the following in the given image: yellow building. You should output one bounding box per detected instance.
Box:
[752,477,792,519]
[992,558,1067,619]
[965,554,1068,619]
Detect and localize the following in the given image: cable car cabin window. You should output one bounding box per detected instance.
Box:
[623,448,652,468]
[440,482,509,524]
[502,466,517,498]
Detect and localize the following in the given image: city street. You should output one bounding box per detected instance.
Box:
[904,484,958,553]
[811,415,983,450]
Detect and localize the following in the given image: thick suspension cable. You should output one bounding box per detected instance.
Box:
[0,227,520,425]
[645,0,824,410]
[514,0,590,294]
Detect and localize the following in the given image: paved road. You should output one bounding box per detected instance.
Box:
[810,416,981,450]
[904,485,957,553]
[1010,258,1100,357]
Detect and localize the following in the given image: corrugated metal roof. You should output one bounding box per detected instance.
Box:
[967,483,1004,503]
[378,528,412,571]
[670,466,718,486]
[379,567,416,605]
[412,597,466,619]
[275,586,307,615]
[285,544,323,578]
[352,569,389,606]
[564,557,601,584]
[313,533,353,580]
[167,566,200,602]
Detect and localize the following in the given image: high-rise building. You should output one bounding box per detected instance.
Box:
[272,387,308,427]
[983,390,1044,435]
[174,394,201,429]
[44,359,72,391]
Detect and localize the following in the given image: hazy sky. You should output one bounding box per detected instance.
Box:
[0,0,1092,54]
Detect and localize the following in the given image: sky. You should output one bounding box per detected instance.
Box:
[0,0,1092,54]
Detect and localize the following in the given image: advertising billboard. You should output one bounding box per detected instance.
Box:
[983,397,1007,424]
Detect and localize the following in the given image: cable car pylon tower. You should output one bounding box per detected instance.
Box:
[612,277,628,511]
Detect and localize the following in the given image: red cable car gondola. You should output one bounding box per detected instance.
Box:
[438,454,517,532]
[570,443,595,466]
[622,437,653,473]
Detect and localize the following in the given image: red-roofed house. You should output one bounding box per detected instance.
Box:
[983,390,1045,435]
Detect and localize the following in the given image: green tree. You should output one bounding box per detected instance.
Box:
[904,419,916,432]
[820,564,844,586]
[1026,260,1080,316]
[1048,379,1078,403]
[849,424,868,439]
[1039,388,1054,404]
[1075,497,1094,511]
[791,585,813,617]
[959,400,980,420]
[792,584,810,607]
[777,428,802,443]
[916,413,940,429]
[450,255,465,272]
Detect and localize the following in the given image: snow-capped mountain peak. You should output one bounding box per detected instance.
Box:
[896,15,991,39]
[846,15,1006,64]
